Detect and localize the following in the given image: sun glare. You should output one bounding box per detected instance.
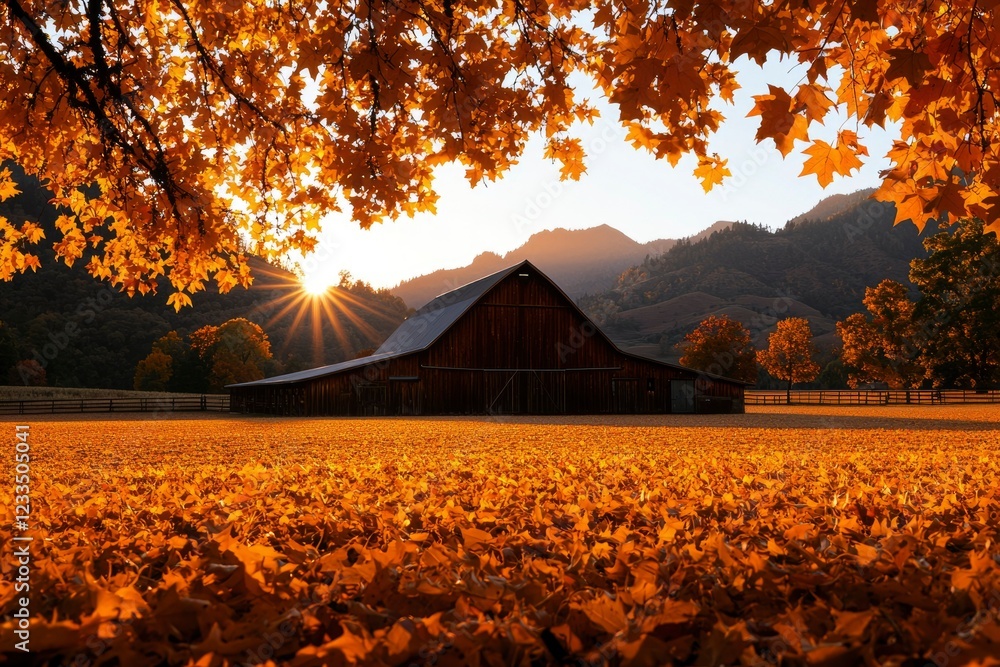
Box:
[300,273,333,296]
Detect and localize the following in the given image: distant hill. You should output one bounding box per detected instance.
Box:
[579,191,932,361]
[787,188,878,225]
[0,166,407,389]
[391,222,732,309]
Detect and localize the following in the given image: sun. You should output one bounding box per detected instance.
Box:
[300,272,334,296]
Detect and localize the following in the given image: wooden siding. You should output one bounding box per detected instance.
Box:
[230,270,745,415]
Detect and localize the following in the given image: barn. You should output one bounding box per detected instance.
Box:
[228,260,748,415]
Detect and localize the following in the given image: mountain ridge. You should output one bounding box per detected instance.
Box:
[579,191,931,363]
[391,221,735,309]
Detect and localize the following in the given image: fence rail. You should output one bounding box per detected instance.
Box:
[0,395,230,415]
[746,389,1000,406]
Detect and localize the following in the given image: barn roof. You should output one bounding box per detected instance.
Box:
[227,352,400,387]
[375,264,516,355]
[229,260,751,388]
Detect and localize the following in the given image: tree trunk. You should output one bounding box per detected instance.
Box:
[787,377,792,405]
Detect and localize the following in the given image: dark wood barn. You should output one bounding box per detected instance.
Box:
[229,261,747,415]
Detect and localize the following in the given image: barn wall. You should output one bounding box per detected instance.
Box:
[425,270,626,370]
[230,270,745,415]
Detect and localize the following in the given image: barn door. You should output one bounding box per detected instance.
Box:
[611,378,639,413]
[527,371,565,414]
[486,370,566,414]
[355,383,387,416]
[389,379,421,415]
[670,380,696,414]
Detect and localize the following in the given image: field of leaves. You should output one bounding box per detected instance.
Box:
[2,407,1000,666]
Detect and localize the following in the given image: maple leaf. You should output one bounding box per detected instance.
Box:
[800,135,865,187]
[730,24,791,65]
[794,83,835,123]
[749,86,809,157]
[21,222,45,243]
[166,292,193,311]
[890,183,939,229]
[22,254,41,272]
[461,526,494,550]
[625,124,660,153]
[885,49,933,86]
[575,594,628,635]
[693,155,731,192]
[830,609,875,640]
[0,169,20,202]
[849,0,881,22]
[854,542,880,566]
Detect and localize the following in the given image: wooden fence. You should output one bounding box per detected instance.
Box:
[746,389,1000,406]
[0,395,230,415]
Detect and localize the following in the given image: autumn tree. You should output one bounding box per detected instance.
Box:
[837,280,926,389]
[135,323,273,392]
[133,350,173,392]
[678,315,757,384]
[190,319,274,392]
[134,331,187,392]
[757,318,820,402]
[910,219,1000,389]
[1,0,999,302]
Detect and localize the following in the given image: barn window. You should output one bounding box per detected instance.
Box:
[647,378,655,392]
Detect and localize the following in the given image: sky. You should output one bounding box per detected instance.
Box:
[298,56,899,292]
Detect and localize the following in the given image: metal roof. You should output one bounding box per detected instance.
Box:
[226,351,402,387]
[375,264,517,355]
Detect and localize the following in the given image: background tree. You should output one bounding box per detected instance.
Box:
[678,315,757,383]
[837,280,926,389]
[1,0,999,300]
[817,357,849,390]
[910,219,1000,389]
[134,321,274,392]
[134,331,188,392]
[190,319,274,392]
[757,318,820,402]
[133,350,173,392]
[0,320,18,380]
